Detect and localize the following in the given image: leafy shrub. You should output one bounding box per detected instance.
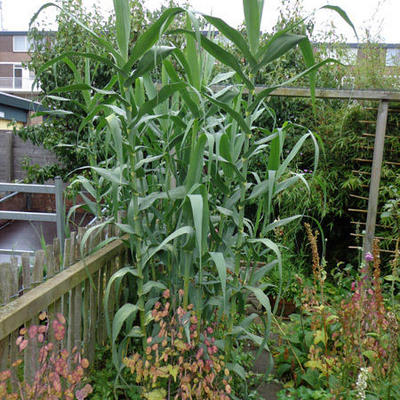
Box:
[123,289,232,400]
[273,229,400,399]
[0,313,92,399]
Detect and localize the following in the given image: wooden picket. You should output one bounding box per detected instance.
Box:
[0,226,128,383]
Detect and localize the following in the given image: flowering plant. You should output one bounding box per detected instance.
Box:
[0,313,92,400]
[123,289,232,400]
[274,231,400,398]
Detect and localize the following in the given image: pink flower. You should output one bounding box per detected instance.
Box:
[19,339,28,351]
[28,325,38,339]
[365,252,373,262]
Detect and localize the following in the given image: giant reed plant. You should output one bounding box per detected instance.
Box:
[32,0,356,384]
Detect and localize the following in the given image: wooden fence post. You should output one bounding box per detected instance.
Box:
[0,263,11,371]
[364,100,389,255]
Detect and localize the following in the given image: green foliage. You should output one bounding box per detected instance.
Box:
[277,386,333,399]
[31,0,355,397]
[272,234,400,399]
[88,346,141,399]
[17,0,149,182]
[123,290,232,399]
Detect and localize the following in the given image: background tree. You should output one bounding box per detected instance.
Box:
[17,0,148,183]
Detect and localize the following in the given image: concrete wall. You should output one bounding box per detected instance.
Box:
[0,130,58,182]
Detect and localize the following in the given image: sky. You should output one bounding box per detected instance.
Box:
[2,0,400,43]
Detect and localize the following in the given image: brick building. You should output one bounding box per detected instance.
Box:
[0,31,39,97]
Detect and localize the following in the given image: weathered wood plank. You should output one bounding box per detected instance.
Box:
[83,279,90,356]
[32,250,45,287]
[9,257,19,389]
[0,263,11,371]
[196,84,400,101]
[364,101,389,255]
[87,270,99,363]
[0,236,127,341]
[21,253,31,293]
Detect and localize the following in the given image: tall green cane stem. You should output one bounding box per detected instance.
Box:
[183,250,192,308]
[225,77,255,360]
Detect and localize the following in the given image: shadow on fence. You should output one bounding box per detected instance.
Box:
[0,225,128,383]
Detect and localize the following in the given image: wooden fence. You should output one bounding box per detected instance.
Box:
[0,226,128,383]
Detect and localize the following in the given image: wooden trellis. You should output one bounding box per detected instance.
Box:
[265,87,400,255]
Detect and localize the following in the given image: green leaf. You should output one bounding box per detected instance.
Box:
[125,7,185,70]
[106,114,124,165]
[91,166,129,185]
[136,82,188,119]
[203,93,251,135]
[248,238,282,314]
[249,58,337,113]
[254,33,306,72]
[321,5,358,40]
[268,134,280,171]
[244,286,271,324]
[30,2,121,63]
[34,109,74,117]
[250,261,278,285]
[126,46,176,86]
[145,389,167,400]
[112,303,139,342]
[210,71,236,86]
[162,58,201,117]
[185,134,207,190]
[188,194,204,255]
[142,226,194,267]
[243,0,264,55]
[275,174,309,195]
[169,29,254,90]
[113,0,130,62]
[263,215,302,234]
[247,178,271,201]
[115,223,136,235]
[184,15,201,90]
[226,362,246,380]
[142,281,167,295]
[202,14,257,66]
[384,275,400,282]
[209,252,227,311]
[299,38,316,110]
[277,132,315,179]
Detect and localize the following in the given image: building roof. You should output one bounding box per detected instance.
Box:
[0,91,43,123]
[0,30,56,36]
[0,31,28,36]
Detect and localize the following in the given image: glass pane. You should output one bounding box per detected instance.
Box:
[386,48,400,67]
[13,36,27,52]
[14,68,22,88]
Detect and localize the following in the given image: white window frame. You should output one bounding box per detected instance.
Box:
[13,64,23,89]
[13,35,30,52]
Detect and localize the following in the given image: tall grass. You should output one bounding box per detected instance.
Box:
[32,0,355,382]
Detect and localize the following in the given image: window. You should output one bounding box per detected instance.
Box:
[319,46,358,65]
[13,35,31,52]
[386,48,400,66]
[13,65,22,88]
[343,48,358,65]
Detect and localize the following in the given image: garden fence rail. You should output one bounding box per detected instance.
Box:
[0,225,128,384]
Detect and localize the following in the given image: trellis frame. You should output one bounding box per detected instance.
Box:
[264,87,398,255]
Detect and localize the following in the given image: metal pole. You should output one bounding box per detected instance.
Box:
[363,100,389,255]
[55,176,65,255]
